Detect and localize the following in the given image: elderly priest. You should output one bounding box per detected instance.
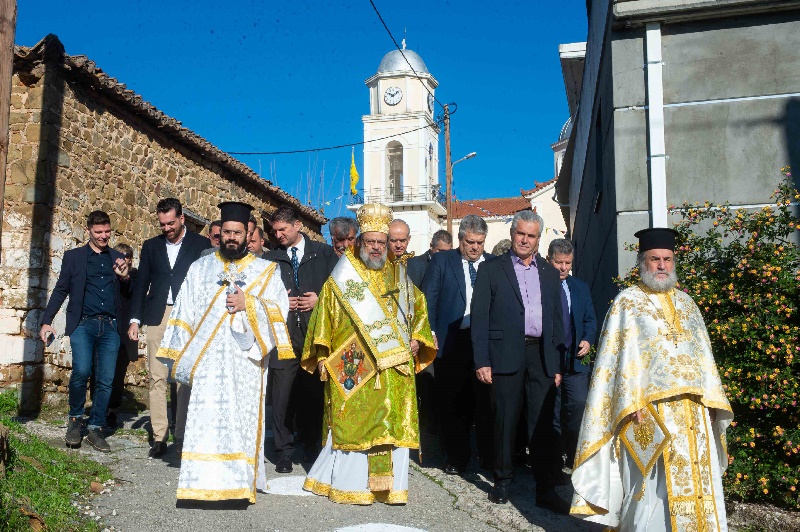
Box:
[570,227,733,531]
[157,201,291,503]
[301,203,436,505]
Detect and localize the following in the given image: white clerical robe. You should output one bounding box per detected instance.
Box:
[570,283,733,532]
[157,251,291,503]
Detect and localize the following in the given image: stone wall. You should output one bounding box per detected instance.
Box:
[0,37,324,412]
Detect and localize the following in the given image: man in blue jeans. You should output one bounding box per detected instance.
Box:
[40,210,131,452]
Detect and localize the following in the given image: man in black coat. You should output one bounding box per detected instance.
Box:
[40,210,132,452]
[407,229,452,288]
[471,210,568,513]
[422,215,493,473]
[127,198,211,457]
[265,206,338,473]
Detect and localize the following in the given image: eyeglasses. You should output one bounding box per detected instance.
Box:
[363,239,387,248]
[221,229,245,237]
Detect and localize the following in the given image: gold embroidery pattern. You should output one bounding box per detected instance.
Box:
[364,317,393,333]
[343,279,369,301]
[181,452,256,465]
[303,477,331,496]
[176,487,255,503]
[633,419,655,451]
[167,318,193,335]
[329,487,375,505]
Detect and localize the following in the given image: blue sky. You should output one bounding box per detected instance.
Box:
[16,1,588,222]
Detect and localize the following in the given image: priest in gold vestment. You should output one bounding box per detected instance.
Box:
[301,203,436,505]
[570,228,733,531]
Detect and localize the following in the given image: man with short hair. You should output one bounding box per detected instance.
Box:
[157,201,291,503]
[265,206,338,472]
[546,238,597,470]
[248,226,268,257]
[329,216,358,258]
[40,210,132,452]
[570,228,732,530]
[407,229,452,288]
[301,203,436,505]
[472,210,566,511]
[208,219,222,248]
[128,198,211,457]
[422,215,493,474]
[388,219,411,258]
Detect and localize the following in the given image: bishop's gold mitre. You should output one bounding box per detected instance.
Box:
[356,203,393,234]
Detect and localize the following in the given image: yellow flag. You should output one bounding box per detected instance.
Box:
[350,149,360,196]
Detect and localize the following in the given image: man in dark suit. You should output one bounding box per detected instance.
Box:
[40,210,132,452]
[422,215,493,474]
[127,198,211,457]
[265,206,338,473]
[547,238,597,470]
[407,229,452,288]
[471,210,567,512]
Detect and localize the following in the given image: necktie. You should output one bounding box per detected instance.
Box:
[561,283,573,353]
[468,260,477,287]
[291,247,300,291]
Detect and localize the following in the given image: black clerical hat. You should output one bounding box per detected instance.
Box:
[218,201,253,226]
[634,227,679,252]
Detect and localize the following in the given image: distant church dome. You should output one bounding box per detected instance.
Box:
[558,117,573,142]
[377,41,429,74]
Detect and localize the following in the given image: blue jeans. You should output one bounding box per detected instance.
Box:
[68,316,120,430]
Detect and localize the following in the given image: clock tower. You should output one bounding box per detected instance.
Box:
[348,41,444,256]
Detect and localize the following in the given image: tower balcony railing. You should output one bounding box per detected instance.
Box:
[349,185,445,207]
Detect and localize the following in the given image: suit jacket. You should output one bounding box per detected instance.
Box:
[562,275,597,374]
[40,244,132,336]
[129,230,211,326]
[407,250,431,288]
[470,251,564,376]
[421,249,494,358]
[265,234,338,368]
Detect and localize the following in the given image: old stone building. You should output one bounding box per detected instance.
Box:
[0,35,326,412]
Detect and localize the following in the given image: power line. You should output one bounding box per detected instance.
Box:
[367,0,449,112]
[227,123,438,155]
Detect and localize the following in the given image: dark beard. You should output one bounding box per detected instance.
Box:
[220,240,248,260]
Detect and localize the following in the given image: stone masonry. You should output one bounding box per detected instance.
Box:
[0,35,326,412]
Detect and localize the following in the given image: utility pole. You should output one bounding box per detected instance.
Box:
[444,104,453,234]
[0,0,16,263]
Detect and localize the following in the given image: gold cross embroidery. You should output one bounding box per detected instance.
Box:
[343,279,369,302]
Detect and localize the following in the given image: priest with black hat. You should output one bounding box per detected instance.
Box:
[156,201,292,503]
[569,227,733,531]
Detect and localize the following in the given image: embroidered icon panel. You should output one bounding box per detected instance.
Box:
[324,332,376,400]
[619,402,672,479]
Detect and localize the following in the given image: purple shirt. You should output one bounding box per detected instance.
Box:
[511,250,542,337]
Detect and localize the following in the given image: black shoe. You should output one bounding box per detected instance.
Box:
[276,455,293,473]
[149,441,167,458]
[444,464,464,475]
[536,489,570,514]
[489,483,509,504]
[86,428,111,453]
[65,417,83,447]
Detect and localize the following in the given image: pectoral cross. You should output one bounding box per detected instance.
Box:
[670,329,679,348]
[218,270,246,311]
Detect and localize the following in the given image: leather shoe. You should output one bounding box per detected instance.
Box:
[536,489,570,514]
[488,483,509,504]
[444,464,464,475]
[275,455,293,473]
[148,441,167,458]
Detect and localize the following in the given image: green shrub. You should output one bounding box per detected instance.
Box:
[617,168,800,510]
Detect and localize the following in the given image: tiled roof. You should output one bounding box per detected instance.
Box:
[452,197,531,219]
[520,177,557,198]
[15,34,326,225]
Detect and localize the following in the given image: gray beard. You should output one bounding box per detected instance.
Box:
[359,245,387,270]
[640,268,678,292]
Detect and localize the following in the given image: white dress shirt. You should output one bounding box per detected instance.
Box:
[288,235,306,263]
[165,227,187,305]
[460,254,486,329]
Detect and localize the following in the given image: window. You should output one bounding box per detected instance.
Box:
[386,141,403,201]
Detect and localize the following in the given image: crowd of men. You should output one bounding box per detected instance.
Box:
[38,197,732,529]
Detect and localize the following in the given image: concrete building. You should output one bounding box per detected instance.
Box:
[556,0,800,312]
[348,41,443,256]
[0,35,325,411]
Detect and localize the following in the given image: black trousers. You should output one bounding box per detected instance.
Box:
[555,370,590,466]
[415,362,436,433]
[434,329,493,470]
[270,359,324,458]
[491,339,560,491]
[269,361,298,457]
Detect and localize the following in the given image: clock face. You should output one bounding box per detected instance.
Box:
[384,86,403,106]
[427,93,434,112]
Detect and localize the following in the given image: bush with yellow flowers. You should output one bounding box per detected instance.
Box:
[617,168,800,509]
